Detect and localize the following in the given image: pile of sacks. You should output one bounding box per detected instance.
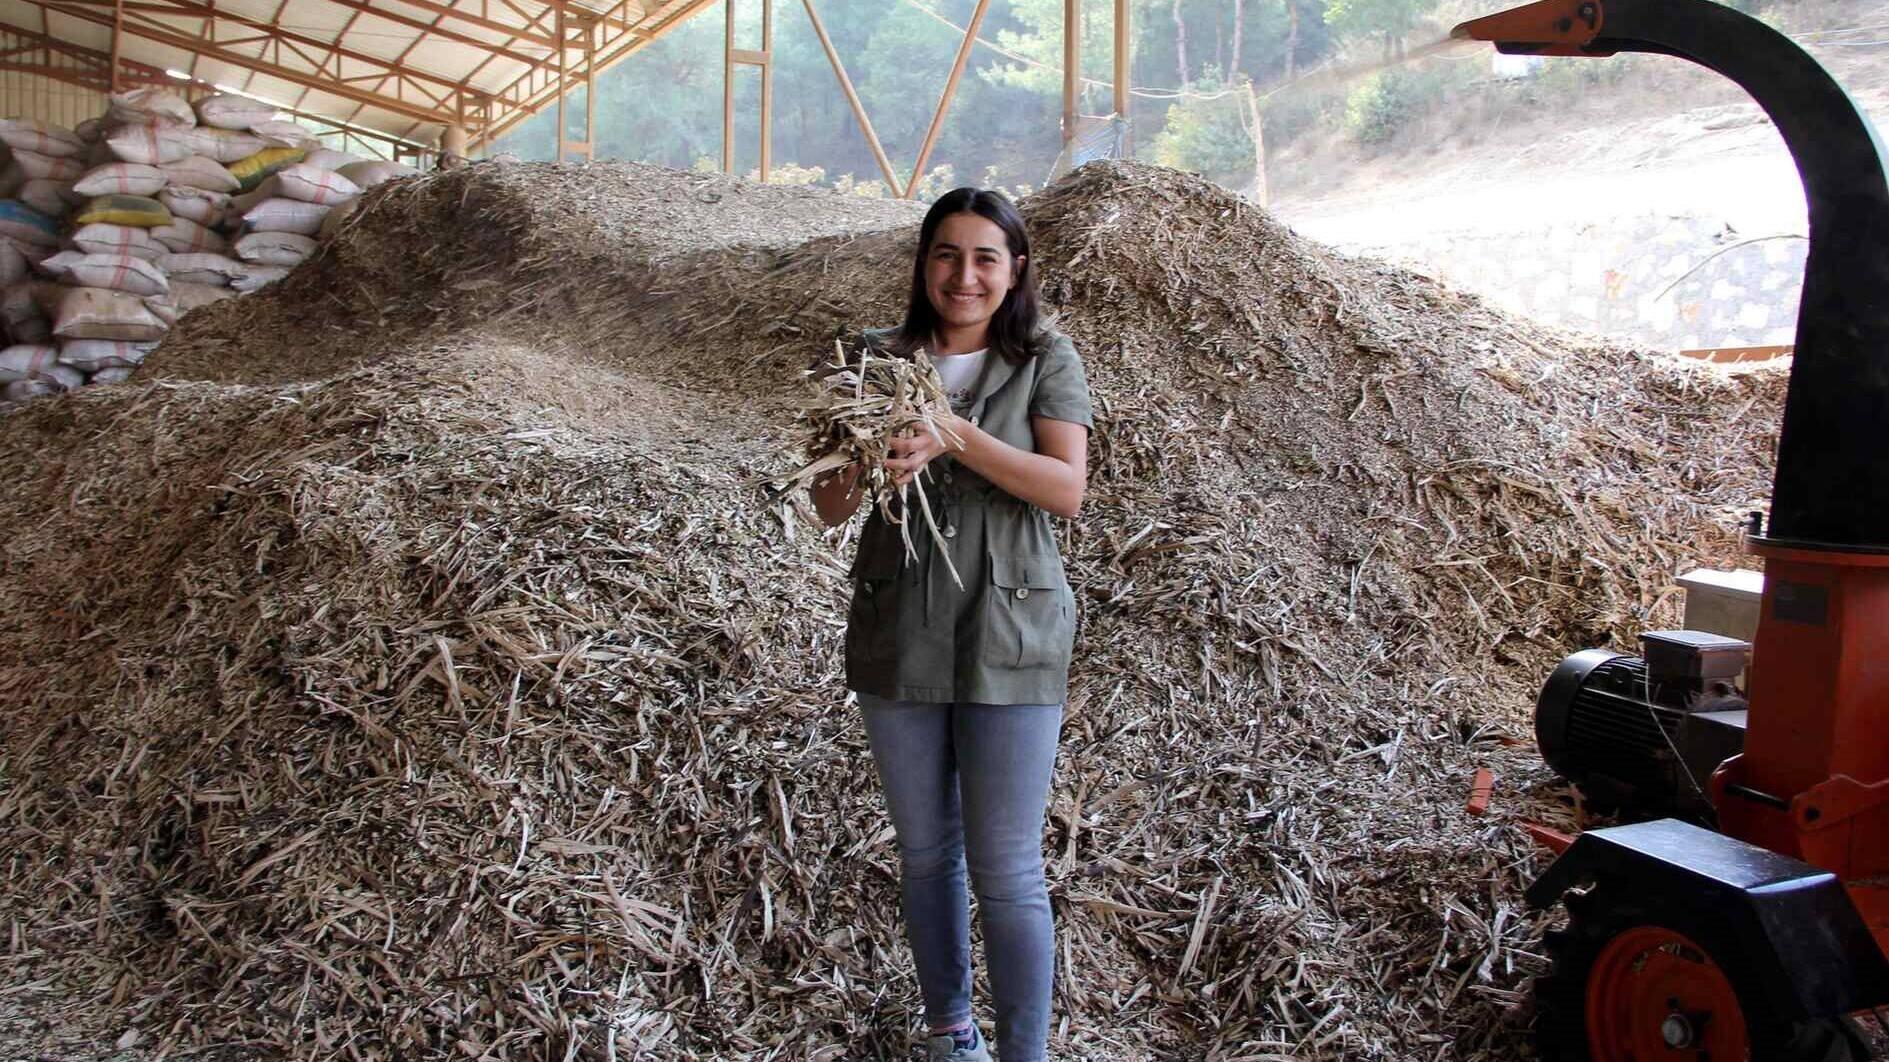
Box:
[0,87,415,404]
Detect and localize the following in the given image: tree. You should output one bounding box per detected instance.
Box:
[1148,68,1256,185]
[1321,0,1438,56]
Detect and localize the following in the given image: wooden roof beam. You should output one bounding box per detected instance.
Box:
[88,0,479,98]
[18,0,468,126]
[1,17,199,88]
[479,0,715,144]
[316,0,558,63]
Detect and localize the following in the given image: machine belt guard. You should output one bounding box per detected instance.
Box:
[1528,818,1889,1018]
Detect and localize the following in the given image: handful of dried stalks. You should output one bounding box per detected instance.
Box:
[771,339,964,587]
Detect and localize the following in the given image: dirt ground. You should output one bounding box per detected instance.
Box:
[1271,0,1889,257]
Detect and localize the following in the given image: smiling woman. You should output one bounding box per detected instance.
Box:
[807,187,1093,1062]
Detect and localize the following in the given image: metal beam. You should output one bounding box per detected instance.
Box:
[108,0,122,91]
[330,0,558,51]
[355,0,473,128]
[800,0,899,190]
[759,0,771,179]
[721,0,733,171]
[18,0,467,126]
[1115,0,1130,151]
[904,0,988,198]
[316,0,554,69]
[65,0,479,100]
[478,0,716,146]
[1062,0,1078,147]
[1,15,434,157]
[1114,0,1128,119]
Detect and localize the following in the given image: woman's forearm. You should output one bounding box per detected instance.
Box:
[812,464,865,526]
[950,419,1085,518]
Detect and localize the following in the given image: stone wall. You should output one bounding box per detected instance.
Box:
[1416,212,1805,351]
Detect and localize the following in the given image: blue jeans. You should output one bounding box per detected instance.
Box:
[859,694,1062,1062]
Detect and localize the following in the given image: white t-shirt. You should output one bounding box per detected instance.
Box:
[930,348,987,412]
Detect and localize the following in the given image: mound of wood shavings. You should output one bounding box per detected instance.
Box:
[0,159,1786,1060]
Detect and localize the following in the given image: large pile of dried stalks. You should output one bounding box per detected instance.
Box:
[0,158,1784,1060]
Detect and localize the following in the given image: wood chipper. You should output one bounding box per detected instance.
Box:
[1451,0,1889,1058]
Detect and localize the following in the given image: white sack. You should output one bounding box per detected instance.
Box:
[230,264,291,292]
[158,186,230,228]
[71,223,165,261]
[107,88,196,128]
[59,339,152,371]
[159,253,244,286]
[0,119,86,159]
[17,180,70,219]
[39,252,170,296]
[152,216,228,255]
[235,231,316,266]
[74,162,167,197]
[336,159,417,189]
[0,343,82,388]
[53,287,170,342]
[194,93,278,131]
[159,155,240,193]
[242,197,329,235]
[171,282,236,312]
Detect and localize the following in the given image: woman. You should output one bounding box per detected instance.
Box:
[811,188,1091,1062]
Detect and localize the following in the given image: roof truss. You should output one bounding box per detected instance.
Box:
[2,0,724,147]
[0,19,428,150]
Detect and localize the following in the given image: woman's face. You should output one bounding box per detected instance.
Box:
[924,211,1021,338]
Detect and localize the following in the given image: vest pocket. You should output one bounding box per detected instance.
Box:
[847,548,903,663]
[988,552,1070,669]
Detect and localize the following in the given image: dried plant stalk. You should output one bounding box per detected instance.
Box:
[770,340,963,588]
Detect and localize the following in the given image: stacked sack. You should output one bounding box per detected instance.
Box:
[1,88,418,406]
[3,113,99,403]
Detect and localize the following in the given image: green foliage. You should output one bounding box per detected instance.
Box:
[986,0,1136,99]
[1259,82,1343,146]
[1531,53,1635,97]
[834,174,891,198]
[750,162,827,185]
[908,163,959,201]
[1322,0,1437,53]
[1149,72,1256,183]
[1342,69,1415,145]
[857,5,962,150]
[486,0,1346,194]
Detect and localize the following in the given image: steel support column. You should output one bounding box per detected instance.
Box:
[800,0,897,189]
[556,6,597,162]
[108,0,122,92]
[904,0,989,198]
[1062,0,1079,148]
[722,0,772,178]
[1114,0,1130,150]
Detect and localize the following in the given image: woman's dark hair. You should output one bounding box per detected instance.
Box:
[889,187,1046,364]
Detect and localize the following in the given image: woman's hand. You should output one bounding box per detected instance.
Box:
[884,415,967,487]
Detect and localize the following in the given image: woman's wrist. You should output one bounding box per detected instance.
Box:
[947,414,976,453]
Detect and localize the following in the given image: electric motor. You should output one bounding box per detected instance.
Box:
[1535,631,1752,815]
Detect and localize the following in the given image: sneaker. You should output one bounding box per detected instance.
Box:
[924,1024,991,1061]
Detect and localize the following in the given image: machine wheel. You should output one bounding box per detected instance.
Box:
[1534,887,1871,1062]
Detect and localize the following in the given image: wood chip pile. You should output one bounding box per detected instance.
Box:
[0,89,414,407]
[0,158,1786,1059]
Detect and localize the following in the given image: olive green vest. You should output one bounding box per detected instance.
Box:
[844,328,1094,705]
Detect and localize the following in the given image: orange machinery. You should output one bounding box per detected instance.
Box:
[1454,1,1889,1059]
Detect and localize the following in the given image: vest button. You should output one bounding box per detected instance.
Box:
[943,524,958,538]
[1015,587,1030,600]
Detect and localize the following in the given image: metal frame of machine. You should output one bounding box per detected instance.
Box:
[1454,0,1889,1057]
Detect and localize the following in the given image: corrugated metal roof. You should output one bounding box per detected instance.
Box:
[0,0,719,149]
